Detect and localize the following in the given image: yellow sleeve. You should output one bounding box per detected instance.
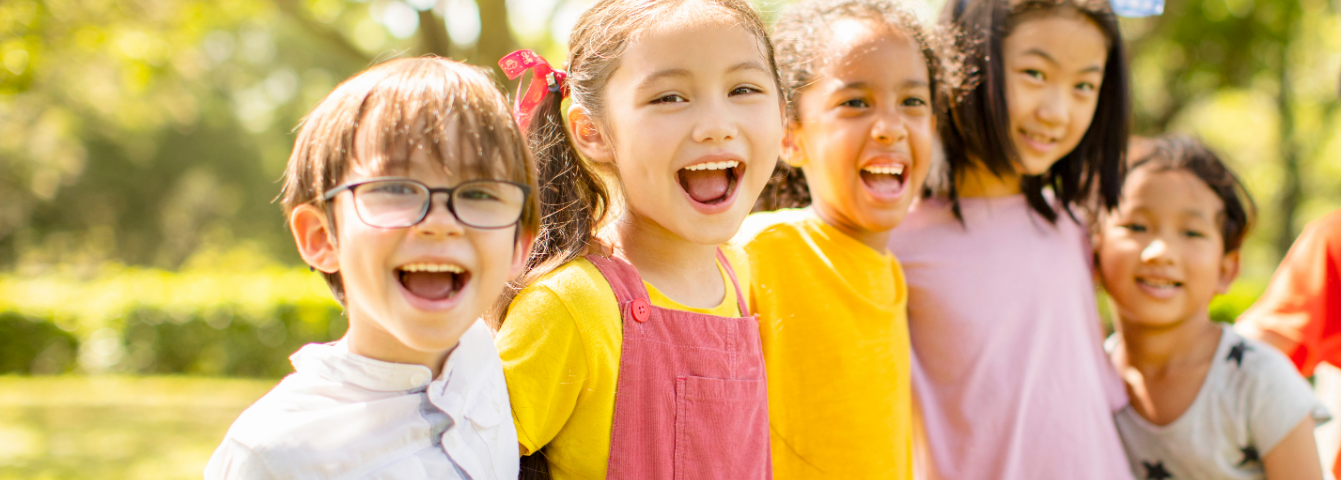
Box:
[496,283,589,456]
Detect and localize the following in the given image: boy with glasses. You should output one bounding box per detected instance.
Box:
[205,57,536,480]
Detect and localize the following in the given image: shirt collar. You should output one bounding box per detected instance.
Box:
[289,340,457,392]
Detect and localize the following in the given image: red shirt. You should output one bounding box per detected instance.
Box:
[1238,210,1341,377]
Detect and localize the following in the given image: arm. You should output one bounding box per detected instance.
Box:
[495,285,590,456]
[1264,416,1324,480]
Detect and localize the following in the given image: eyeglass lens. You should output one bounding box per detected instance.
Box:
[352,180,525,228]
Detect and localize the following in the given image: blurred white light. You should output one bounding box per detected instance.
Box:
[202,31,235,63]
[404,0,437,10]
[446,0,481,47]
[264,68,298,104]
[380,0,421,39]
[508,0,561,43]
[550,0,590,47]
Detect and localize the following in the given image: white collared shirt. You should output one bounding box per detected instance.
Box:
[205,319,519,480]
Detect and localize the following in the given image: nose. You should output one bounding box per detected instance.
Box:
[415,192,465,237]
[692,95,738,144]
[1035,86,1069,127]
[1139,238,1172,264]
[872,107,908,145]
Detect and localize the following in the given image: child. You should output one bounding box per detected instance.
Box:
[492,0,785,478]
[733,0,938,477]
[204,57,536,480]
[884,0,1134,478]
[1099,136,1328,479]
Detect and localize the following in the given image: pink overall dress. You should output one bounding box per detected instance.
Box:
[586,251,771,480]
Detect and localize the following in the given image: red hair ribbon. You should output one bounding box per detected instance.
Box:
[498,49,568,132]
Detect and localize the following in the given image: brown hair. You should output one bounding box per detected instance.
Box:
[1126,135,1256,253]
[499,0,783,318]
[937,0,1130,224]
[279,57,540,308]
[755,0,948,212]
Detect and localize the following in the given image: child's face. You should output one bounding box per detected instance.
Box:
[1002,13,1107,175]
[313,135,528,364]
[790,20,933,244]
[580,16,784,245]
[1097,167,1239,328]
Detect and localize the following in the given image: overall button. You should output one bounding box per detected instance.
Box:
[630,298,650,323]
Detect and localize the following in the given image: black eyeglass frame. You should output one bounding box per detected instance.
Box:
[320,176,531,230]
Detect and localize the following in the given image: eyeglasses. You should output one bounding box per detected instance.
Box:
[322,177,530,229]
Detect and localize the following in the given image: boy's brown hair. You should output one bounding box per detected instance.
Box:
[279,57,540,306]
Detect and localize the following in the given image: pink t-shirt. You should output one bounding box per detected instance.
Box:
[887,195,1133,480]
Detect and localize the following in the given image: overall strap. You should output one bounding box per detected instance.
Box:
[584,254,652,305]
[716,248,751,317]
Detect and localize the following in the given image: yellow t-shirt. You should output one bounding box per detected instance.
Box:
[732,209,912,479]
[494,248,751,480]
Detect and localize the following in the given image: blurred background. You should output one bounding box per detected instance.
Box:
[0,0,1339,477]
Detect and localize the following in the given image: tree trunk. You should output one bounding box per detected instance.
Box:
[418,8,453,58]
[475,0,519,84]
[1273,4,1303,260]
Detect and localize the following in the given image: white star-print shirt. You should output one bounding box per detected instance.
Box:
[1110,325,1330,479]
[204,319,519,480]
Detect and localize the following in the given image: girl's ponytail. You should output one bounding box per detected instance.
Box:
[492,85,611,325]
[753,161,812,212]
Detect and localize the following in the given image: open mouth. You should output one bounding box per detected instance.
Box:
[397,263,470,301]
[859,164,906,197]
[1136,276,1182,293]
[677,160,742,206]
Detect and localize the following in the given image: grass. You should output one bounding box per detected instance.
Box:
[0,375,278,480]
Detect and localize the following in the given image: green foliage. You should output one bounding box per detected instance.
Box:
[0,375,276,479]
[0,247,345,377]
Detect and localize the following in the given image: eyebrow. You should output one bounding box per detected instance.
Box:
[636,62,771,90]
[1022,48,1104,74]
[836,79,930,91]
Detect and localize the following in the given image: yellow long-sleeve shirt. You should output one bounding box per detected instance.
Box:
[494,249,751,480]
[733,209,912,479]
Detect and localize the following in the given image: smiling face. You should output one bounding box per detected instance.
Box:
[790,20,933,249]
[1002,12,1107,175]
[317,134,527,366]
[1097,167,1239,329]
[579,14,784,245]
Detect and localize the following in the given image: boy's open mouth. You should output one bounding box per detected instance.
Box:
[677,160,742,205]
[859,164,906,196]
[397,263,470,301]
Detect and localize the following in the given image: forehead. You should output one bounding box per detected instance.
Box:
[820,20,927,85]
[346,102,512,182]
[1121,167,1224,216]
[613,13,771,85]
[1003,14,1107,69]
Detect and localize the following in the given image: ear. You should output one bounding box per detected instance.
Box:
[291,203,340,274]
[567,105,614,164]
[782,125,807,168]
[1216,249,1242,295]
[509,231,535,279]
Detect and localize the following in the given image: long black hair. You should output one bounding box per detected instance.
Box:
[937,0,1129,223]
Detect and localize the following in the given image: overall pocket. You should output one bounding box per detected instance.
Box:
[673,376,770,480]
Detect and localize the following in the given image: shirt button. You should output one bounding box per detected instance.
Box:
[410,373,428,385]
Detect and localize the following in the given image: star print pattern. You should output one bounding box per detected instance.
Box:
[1226,341,1251,367]
[1143,460,1173,480]
[1237,445,1260,467]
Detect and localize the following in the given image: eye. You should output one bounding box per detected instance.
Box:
[1183,229,1207,239]
[839,98,869,108]
[902,96,928,108]
[1023,69,1045,81]
[457,187,502,202]
[650,93,687,104]
[366,181,421,196]
[730,85,763,96]
[1075,81,1098,93]
[1120,223,1147,233]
